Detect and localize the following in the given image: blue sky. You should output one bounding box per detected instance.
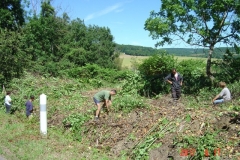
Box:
[30,0,193,48]
[52,0,162,48]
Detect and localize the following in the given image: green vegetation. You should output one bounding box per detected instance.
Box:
[0,0,240,160]
[116,44,235,58]
[144,0,240,76]
[120,54,210,69]
[1,52,240,159]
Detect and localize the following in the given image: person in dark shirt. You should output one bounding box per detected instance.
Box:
[164,68,183,101]
[25,95,35,118]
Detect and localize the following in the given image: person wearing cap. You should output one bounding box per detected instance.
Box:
[93,89,117,121]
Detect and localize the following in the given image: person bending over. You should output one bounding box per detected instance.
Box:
[93,89,117,121]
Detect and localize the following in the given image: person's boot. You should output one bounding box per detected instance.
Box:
[94,116,99,121]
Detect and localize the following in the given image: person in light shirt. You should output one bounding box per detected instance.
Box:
[4,91,12,114]
[212,82,231,104]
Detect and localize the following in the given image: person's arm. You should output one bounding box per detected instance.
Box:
[180,76,183,86]
[164,74,172,84]
[29,103,33,113]
[105,99,110,112]
[212,94,220,103]
[104,92,111,112]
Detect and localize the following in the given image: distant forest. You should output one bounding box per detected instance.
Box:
[115,44,235,58]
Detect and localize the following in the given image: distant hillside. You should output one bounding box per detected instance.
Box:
[115,44,235,58]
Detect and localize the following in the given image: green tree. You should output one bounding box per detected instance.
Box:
[0,29,28,85]
[23,0,68,75]
[0,0,25,30]
[0,0,27,85]
[65,22,117,68]
[84,25,117,68]
[144,0,240,77]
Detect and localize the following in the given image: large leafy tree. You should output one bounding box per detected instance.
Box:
[23,0,68,75]
[144,0,240,77]
[0,29,28,85]
[0,0,27,85]
[85,25,116,68]
[0,0,25,30]
[65,20,117,68]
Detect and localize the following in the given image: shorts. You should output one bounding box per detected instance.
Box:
[93,97,100,104]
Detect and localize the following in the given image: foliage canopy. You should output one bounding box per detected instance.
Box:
[144,0,240,76]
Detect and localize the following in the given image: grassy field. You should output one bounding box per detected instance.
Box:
[119,54,209,69]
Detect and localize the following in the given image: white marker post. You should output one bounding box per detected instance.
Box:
[40,94,47,137]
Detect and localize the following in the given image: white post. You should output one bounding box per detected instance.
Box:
[40,94,47,137]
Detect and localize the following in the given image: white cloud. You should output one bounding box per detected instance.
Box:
[85,3,123,21]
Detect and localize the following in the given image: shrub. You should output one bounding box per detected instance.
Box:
[212,47,240,83]
[113,94,148,113]
[138,52,176,96]
[63,113,91,141]
[64,63,129,83]
[177,59,211,94]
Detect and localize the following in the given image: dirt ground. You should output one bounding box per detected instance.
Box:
[48,91,240,160]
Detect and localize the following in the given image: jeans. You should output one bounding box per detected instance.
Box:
[5,103,11,113]
[213,99,224,104]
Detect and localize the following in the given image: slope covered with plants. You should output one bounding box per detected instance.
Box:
[1,1,240,160]
[1,51,240,160]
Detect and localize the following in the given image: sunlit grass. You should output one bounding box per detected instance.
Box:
[119,54,210,69]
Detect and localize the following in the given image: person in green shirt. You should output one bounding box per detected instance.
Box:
[93,89,117,121]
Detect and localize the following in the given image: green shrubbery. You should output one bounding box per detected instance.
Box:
[135,52,211,97]
[177,59,211,94]
[175,131,222,159]
[63,63,129,83]
[138,52,176,96]
[62,113,92,141]
[212,47,240,84]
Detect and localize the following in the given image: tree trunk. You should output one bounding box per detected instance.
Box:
[206,46,214,77]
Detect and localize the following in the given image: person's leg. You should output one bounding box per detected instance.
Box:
[213,99,224,104]
[95,103,101,119]
[171,88,177,101]
[93,97,101,120]
[5,104,10,114]
[28,114,33,119]
[176,88,181,100]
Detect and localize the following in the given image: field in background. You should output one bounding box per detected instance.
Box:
[120,54,208,69]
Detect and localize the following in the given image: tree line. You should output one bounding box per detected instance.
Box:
[1,0,240,86]
[0,0,118,85]
[116,44,237,58]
